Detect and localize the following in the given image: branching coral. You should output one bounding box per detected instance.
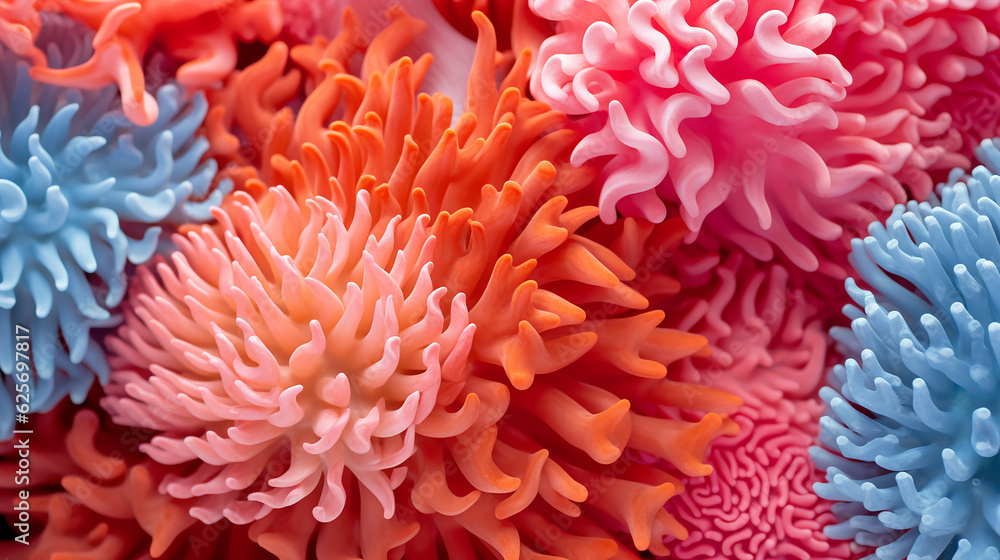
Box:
[815,138,1000,559]
[101,9,741,559]
[529,0,914,273]
[10,0,283,126]
[0,17,228,438]
[820,0,1000,195]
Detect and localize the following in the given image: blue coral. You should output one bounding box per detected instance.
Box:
[813,137,1000,560]
[0,19,229,437]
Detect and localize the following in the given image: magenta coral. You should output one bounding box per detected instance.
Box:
[528,0,923,274]
[662,251,841,403]
[668,399,852,560]
[819,0,1000,190]
[653,250,852,559]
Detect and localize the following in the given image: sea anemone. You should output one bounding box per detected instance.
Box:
[15,0,283,126]
[815,137,1000,559]
[528,0,911,274]
[100,9,741,559]
[819,0,1000,197]
[0,17,228,438]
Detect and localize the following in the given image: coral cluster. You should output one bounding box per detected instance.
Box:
[816,138,1000,559]
[0,16,226,437]
[92,11,740,559]
[3,0,1000,559]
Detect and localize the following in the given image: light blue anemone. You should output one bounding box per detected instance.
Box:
[0,20,230,437]
[814,137,1000,560]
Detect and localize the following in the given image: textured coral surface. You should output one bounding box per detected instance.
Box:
[0,16,227,437]
[97,11,739,559]
[529,0,915,275]
[816,138,1000,560]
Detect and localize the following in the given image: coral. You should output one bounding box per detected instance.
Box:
[815,137,1000,559]
[650,250,851,559]
[820,0,1000,195]
[662,251,839,404]
[429,0,549,53]
[0,398,272,560]
[23,0,282,126]
[529,0,911,274]
[274,0,477,115]
[101,9,741,560]
[669,399,853,560]
[923,52,1000,180]
[0,17,228,438]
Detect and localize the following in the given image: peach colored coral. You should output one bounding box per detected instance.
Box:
[0,398,270,560]
[274,0,479,117]
[101,9,740,560]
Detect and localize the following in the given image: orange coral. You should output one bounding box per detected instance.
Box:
[0,398,271,560]
[100,9,741,559]
[6,0,283,126]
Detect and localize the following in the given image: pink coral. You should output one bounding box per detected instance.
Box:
[662,251,841,403]
[667,399,852,560]
[528,0,918,274]
[653,250,852,559]
[925,53,1000,170]
[819,0,1000,190]
[99,11,741,559]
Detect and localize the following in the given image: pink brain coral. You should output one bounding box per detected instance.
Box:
[654,251,852,559]
[529,0,917,274]
[667,399,853,560]
[99,10,741,559]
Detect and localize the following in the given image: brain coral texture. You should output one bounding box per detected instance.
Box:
[97,10,741,559]
[652,250,853,560]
